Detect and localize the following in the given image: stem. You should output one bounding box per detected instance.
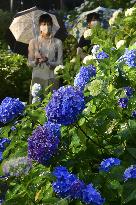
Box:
[75,123,101,148]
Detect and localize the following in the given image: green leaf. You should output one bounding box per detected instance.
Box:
[127,148,136,159]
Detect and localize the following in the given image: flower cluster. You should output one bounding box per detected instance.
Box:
[31,83,42,104]
[82,184,105,205]
[96,51,109,59]
[124,86,134,98]
[109,9,122,25]
[119,49,136,68]
[83,55,95,64]
[116,40,125,49]
[118,98,128,108]
[2,157,32,177]
[125,7,136,17]
[28,122,60,165]
[0,138,11,162]
[124,165,136,181]
[91,44,100,55]
[0,97,25,124]
[52,166,85,199]
[131,110,136,118]
[100,158,121,172]
[74,65,96,91]
[83,29,92,39]
[52,166,105,205]
[124,49,136,68]
[54,65,64,75]
[45,86,85,125]
[87,79,103,96]
[31,83,42,97]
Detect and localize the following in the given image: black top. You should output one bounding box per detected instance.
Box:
[78,35,91,48]
[78,35,94,54]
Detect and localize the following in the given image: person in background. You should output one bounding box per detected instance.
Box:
[77,12,100,59]
[28,14,63,102]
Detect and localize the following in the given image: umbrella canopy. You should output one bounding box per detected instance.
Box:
[9,6,60,44]
[69,6,116,39]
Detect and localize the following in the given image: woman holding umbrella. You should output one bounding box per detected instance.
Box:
[28,14,63,102]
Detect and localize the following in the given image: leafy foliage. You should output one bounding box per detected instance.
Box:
[0,4,136,205]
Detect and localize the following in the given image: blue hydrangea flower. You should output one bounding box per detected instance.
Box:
[124,49,136,67]
[96,51,109,59]
[74,65,96,91]
[131,110,136,118]
[45,86,85,125]
[0,97,25,124]
[124,86,134,98]
[0,151,2,162]
[28,122,60,165]
[100,157,121,172]
[52,166,85,200]
[118,49,136,68]
[82,184,105,205]
[118,98,128,108]
[0,138,11,162]
[124,165,136,181]
[0,138,11,152]
[10,126,16,131]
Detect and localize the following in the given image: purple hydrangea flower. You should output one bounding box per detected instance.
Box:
[124,165,136,181]
[118,98,128,108]
[131,110,136,118]
[45,86,85,125]
[28,122,60,165]
[52,166,85,200]
[96,51,109,59]
[74,65,96,91]
[100,157,121,172]
[82,184,105,205]
[0,97,25,124]
[124,86,134,98]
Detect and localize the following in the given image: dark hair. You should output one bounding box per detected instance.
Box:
[87,12,100,23]
[39,14,53,26]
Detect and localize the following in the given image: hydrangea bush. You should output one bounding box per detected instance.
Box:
[0,4,136,205]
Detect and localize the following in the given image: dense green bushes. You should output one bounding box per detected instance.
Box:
[0,45,31,102]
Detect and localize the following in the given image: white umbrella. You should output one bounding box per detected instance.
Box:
[9,7,60,44]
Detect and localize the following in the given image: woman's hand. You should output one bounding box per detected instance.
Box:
[35,57,48,65]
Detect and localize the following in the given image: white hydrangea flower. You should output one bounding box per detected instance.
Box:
[116,40,125,49]
[112,9,122,18]
[67,15,71,19]
[31,83,42,97]
[125,7,136,16]
[83,55,95,64]
[70,57,76,63]
[87,79,103,96]
[91,45,100,55]
[54,65,64,75]
[130,0,136,3]
[84,0,89,6]
[32,96,41,104]
[84,29,92,39]
[109,9,122,25]
[109,17,115,25]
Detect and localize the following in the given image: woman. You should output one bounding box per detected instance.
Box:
[77,12,100,59]
[28,14,63,101]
